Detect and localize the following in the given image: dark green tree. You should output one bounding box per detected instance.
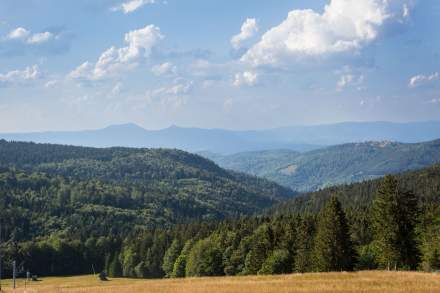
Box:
[244,224,274,275]
[258,249,291,275]
[372,175,419,270]
[313,196,353,272]
[294,216,315,273]
[108,253,122,277]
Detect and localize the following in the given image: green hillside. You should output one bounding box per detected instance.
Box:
[202,139,440,191]
[0,140,293,242]
[271,163,440,215]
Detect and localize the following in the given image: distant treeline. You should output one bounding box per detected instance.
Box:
[1,173,439,278]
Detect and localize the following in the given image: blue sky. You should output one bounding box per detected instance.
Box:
[0,0,439,132]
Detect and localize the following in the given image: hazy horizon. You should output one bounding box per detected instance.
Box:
[0,119,440,134]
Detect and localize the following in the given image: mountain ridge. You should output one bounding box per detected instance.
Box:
[2,121,440,154]
[202,138,440,192]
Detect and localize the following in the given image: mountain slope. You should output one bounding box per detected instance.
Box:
[0,140,294,241]
[270,163,440,215]
[2,121,440,154]
[203,139,440,192]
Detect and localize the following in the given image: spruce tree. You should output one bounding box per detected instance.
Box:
[294,215,315,273]
[372,175,419,270]
[313,196,353,272]
[171,240,193,278]
[162,239,182,277]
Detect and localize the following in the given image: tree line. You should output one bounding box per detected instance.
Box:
[1,175,439,278]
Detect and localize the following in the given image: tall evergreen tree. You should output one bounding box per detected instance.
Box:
[171,240,193,278]
[294,215,315,273]
[243,224,274,275]
[372,175,419,270]
[162,239,182,277]
[313,196,353,272]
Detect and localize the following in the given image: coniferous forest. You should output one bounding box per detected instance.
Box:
[0,140,439,279]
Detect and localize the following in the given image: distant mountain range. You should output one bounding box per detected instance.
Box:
[201,139,440,192]
[1,121,440,154]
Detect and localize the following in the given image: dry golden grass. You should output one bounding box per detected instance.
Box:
[0,271,439,293]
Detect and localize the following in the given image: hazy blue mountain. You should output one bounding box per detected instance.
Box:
[202,139,440,192]
[1,121,440,154]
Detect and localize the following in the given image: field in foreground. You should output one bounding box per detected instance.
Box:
[1,271,439,293]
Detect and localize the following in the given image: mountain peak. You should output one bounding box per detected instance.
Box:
[102,123,146,131]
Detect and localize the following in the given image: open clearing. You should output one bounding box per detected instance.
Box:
[0,271,439,293]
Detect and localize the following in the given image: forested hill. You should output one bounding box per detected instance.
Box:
[202,139,440,192]
[0,140,294,241]
[271,164,440,215]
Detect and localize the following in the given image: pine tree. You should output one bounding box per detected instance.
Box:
[313,196,353,272]
[171,240,193,278]
[372,175,419,270]
[294,215,315,273]
[162,239,182,277]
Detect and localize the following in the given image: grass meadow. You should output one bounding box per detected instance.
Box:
[0,271,439,293]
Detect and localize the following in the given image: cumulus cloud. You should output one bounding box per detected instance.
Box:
[0,65,40,86]
[408,72,439,88]
[5,27,53,45]
[231,18,259,50]
[112,0,155,14]
[27,32,53,44]
[242,0,413,67]
[145,80,193,109]
[7,27,30,40]
[69,25,163,81]
[233,71,259,87]
[152,62,177,76]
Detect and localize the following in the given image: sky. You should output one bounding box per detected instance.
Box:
[0,0,439,132]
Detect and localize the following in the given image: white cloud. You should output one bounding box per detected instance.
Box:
[231,18,259,50]
[403,4,410,18]
[112,0,155,14]
[145,80,193,109]
[5,27,53,45]
[0,65,40,86]
[27,32,53,44]
[408,72,439,88]
[7,27,30,40]
[69,25,163,81]
[233,71,258,87]
[242,0,412,67]
[152,62,177,76]
[154,80,193,96]
[337,73,364,91]
[44,80,58,88]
